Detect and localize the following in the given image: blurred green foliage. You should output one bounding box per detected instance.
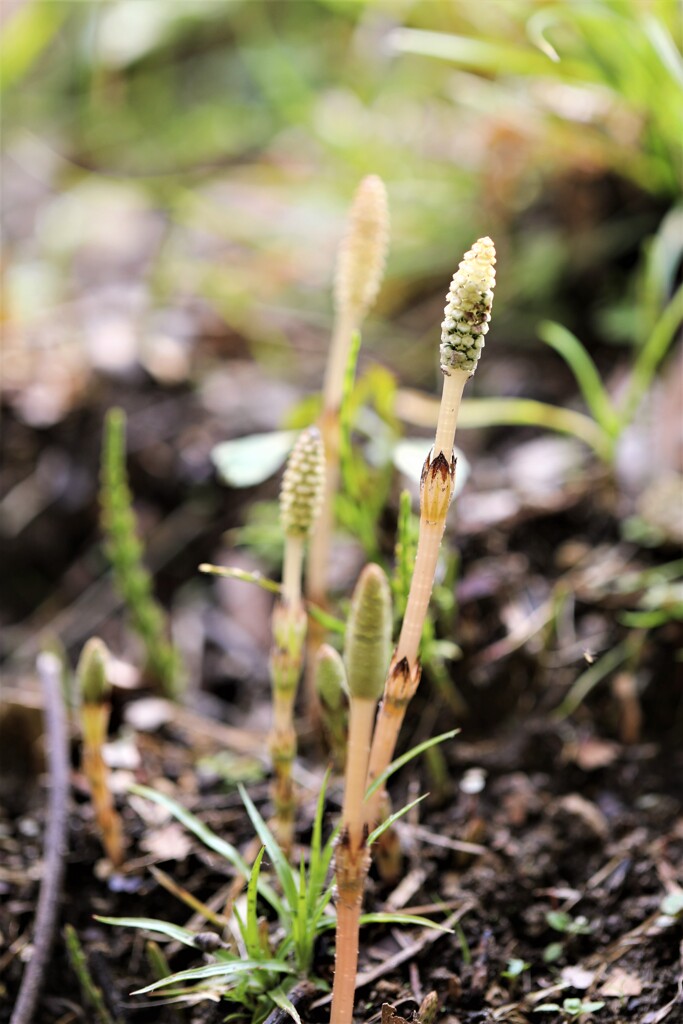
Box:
[3,0,681,398]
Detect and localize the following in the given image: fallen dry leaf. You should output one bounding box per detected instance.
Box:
[599,967,644,997]
[140,822,193,862]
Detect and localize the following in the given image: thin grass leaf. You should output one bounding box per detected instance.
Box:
[359,912,455,933]
[238,784,299,912]
[198,565,345,633]
[133,959,295,995]
[310,884,336,934]
[307,768,330,919]
[366,729,459,799]
[555,634,645,719]
[198,564,282,596]
[129,785,284,918]
[305,602,346,635]
[367,794,428,846]
[620,281,683,425]
[293,855,311,970]
[538,321,620,437]
[245,847,266,959]
[270,986,303,1024]
[315,912,452,933]
[389,26,590,78]
[457,397,612,459]
[95,916,205,950]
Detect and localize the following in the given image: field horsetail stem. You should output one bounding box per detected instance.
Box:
[305,177,389,708]
[269,427,325,854]
[366,238,497,828]
[330,564,392,1024]
[78,637,126,868]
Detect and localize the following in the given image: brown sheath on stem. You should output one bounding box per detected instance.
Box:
[82,703,125,868]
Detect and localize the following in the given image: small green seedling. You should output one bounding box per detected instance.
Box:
[536,997,605,1019]
[502,957,530,981]
[544,911,593,963]
[657,890,683,927]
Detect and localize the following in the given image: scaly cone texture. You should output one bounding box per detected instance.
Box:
[343,563,393,705]
[440,236,496,377]
[280,427,326,540]
[78,638,125,868]
[334,174,390,331]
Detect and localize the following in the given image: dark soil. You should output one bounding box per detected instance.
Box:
[2,373,682,1024]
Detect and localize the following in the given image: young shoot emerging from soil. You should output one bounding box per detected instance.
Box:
[329,238,496,1024]
[366,237,496,828]
[270,427,325,852]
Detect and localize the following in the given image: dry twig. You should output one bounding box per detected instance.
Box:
[10,653,70,1024]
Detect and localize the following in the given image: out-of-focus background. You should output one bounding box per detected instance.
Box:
[2,5,683,1022]
[2,0,681,668]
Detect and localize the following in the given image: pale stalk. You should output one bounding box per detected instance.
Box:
[282,534,304,608]
[323,313,357,418]
[330,697,376,1024]
[433,370,468,466]
[269,533,305,852]
[304,331,351,712]
[342,698,377,847]
[365,372,467,825]
[306,177,388,708]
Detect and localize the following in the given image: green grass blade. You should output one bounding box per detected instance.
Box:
[367,794,428,846]
[315,911,452,933]
[389,27,590,78]
[129,784,284,918]
[359,912,454,933]
[620,281,683,425]
[365,729,459,799]
[307,768,331,919]
[294,854,309,970]
[538,321,620,437]
[245,847,266,959]
[95,916,205,949]
[132,959,295,995]
[310,884,336,934]
[554,634,645,719]
[457,397,613,459]
[238,784,299,913]
[270,986,303,1024]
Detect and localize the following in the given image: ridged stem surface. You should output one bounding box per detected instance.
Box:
[330,697,376,1024]
[433,370,468,461]
[282,534,304,608]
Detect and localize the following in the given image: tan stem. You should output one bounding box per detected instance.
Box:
[304,408,341,716]
[365,371,466,828]
[323,312,357,416]
[282,533,304,609]
[82,705,125,868]
[342,698,377,848]
[394,520,446,669]
[330,696,376,1024]
[434,369,468,457]
[330,899,363,1024]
